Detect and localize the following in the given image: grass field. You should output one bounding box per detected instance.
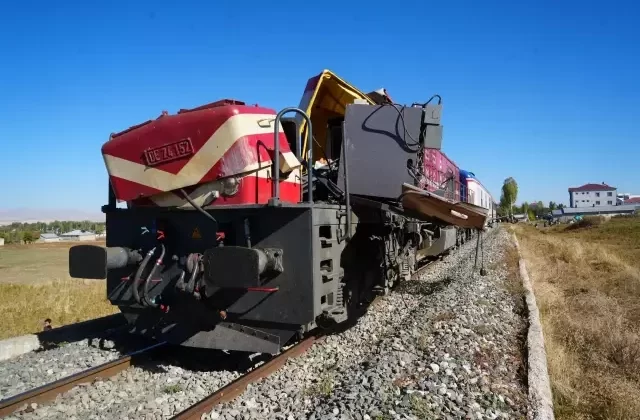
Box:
[512,215,640,420]
[0,241,118,340]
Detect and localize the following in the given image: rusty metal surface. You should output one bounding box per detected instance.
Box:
[0,342,165,417]
[171,336,318,420]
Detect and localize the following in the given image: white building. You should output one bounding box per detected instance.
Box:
[0,238,4,247]
[38,233,61,243]
[568,183,617,208]
[60,230,96,241]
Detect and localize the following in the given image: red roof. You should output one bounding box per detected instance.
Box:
[624,197,640,204]
[568,183,616,192]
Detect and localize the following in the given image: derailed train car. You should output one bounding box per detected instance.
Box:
[460,169,497,223]
[69,70,495,354]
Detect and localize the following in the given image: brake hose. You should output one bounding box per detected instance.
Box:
[185,254,200,295]
[132,247,156,305]
[142,243,165,308]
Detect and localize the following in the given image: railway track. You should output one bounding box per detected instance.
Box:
[167,250,447,418]
[0,335,319,419]
[0,341,166,417]
[169,258,444,419]
[0,296,391,418]
[170,336,318,420]
[0,245,454,419]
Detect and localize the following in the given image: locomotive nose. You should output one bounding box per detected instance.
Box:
[69,245,142,279]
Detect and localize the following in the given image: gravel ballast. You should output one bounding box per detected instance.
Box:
[2,226,527,420]
[2,342,246,420]
[206,226,528,420]
[0,338,125,401]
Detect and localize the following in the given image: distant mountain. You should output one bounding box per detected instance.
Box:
[0,208,105,225]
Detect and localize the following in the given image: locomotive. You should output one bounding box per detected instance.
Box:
[69,70,494,354]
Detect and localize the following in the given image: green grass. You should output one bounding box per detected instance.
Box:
[163,384,183,394]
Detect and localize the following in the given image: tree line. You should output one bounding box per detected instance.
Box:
[0,220,105,244]
[497,177,565,220]
[512,200,565,220]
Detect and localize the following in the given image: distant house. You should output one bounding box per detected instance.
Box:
[617,193,640,205]
[0,238,4,247]
[38,233,61,243]
[623,197,640,205]
[60,230,96,242]
[568,183,617,208]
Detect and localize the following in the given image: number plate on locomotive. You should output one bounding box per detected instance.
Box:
[144,138,194,166]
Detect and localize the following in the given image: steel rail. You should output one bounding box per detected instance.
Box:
[0,242,454,418]
[170,258,438,420]
[170,335,318,420]
[0,341,166,417]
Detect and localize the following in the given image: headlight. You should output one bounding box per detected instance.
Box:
[221,177,240,197]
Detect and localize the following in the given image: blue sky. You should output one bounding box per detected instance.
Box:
[1,0,638,213]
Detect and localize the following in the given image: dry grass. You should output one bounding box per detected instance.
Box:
[501,238,527,299]
[512,216,640,420]
[0,241,117,339]
[0,241,105,285]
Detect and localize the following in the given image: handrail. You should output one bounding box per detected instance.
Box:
[271,108,313,205]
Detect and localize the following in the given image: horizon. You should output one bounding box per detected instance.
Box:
[1,1,638,211]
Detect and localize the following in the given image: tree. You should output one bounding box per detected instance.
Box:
[501,177,518,217]
[23,231,34,244]
[498,196,511,216]
[498,193,509,214]
[12,231,23,244]
[558,203,565,209]
[1,220,106,243]
[549,201,557,211]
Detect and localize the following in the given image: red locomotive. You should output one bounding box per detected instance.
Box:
[69,70,491,354]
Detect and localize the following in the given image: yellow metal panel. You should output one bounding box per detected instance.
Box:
[297,70,376,162]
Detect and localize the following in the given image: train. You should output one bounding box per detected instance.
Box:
[460,169,497,222]
[69,70,496,354]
